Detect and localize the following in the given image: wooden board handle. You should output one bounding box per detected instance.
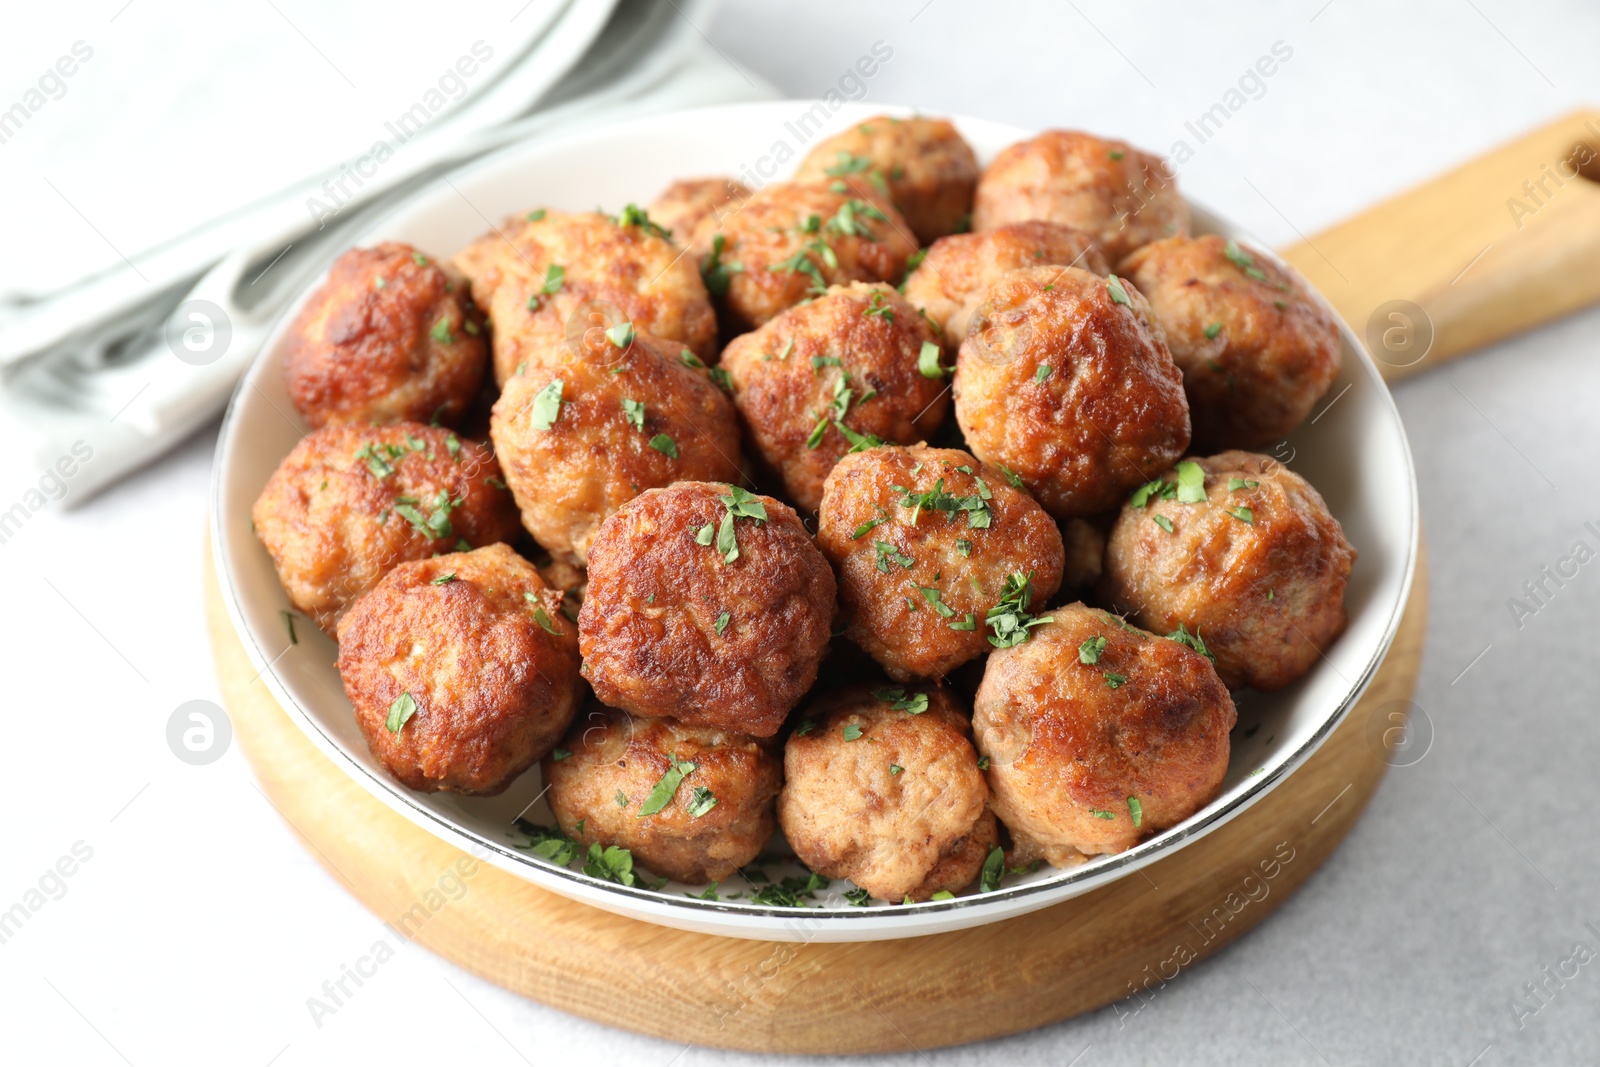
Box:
[1279,108,1600,382]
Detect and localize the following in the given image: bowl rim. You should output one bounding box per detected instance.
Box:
[210,98,1419,936]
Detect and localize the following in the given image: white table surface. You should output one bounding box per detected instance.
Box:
[3,1,1599,1064]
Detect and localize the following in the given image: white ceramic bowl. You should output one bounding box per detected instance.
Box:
[212,100,1418,942]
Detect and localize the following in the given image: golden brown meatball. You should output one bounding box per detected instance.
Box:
[648,177,751,260]
[284,243,487,429]
[705,182,918,330]
[1096,451,1356,691]
[578,482,836,738]
[973,603,1235,864]
[902,221,1109,353]
[489,327,744,566]
[543,704,782,884]
[972,130,1189,262]
[720,282,946,512]
[953,265,1191,520]
[252,421,519,635]
[816,445,1065,682]
[1118,235,1342,450]
[335,544,582,795]
[779,685,995,902]
[453,208,717,385]
[793,114,979,244]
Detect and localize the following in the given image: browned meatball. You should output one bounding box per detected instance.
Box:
[972,131,1189,261]
[953,265,1191,520]
[1118,236,1342,449]
[252,421,519,635]
[720,282,946,511]
[780,685,995,902]
[793,114,979,244]
[973,603,1236,864]
[453,208,717,385]
[335,544,582,795]
[903,221,1110,354]
[816,445,1065,681]
[649,177,751,261]
[543,704,782,884]
[284,243,487,429]
[578,482,836,737]
[705,182,919,330]
[490,327,744,565]
[1097,451,1356,691]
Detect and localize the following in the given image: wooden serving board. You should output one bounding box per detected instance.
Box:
[205,108,1600,1053]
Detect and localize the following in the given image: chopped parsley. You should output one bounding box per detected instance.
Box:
[1106,275,1132,306]
[949,613,977,631]
[997,465,1024,489]
[864,291,895,321]
[680,348,705,369]
[616,202,670,239]
[1127,796,1144,828]
[1167,622,1214,661]
[1153,514,1175,533]
[430,318,455,344]
[622,397,646,431]
[583,842,636,886]
[1228,478,1260,491]
[748,872,829,907]
[956,539,973,557]
[526,208,547,222]
[431,572,457,585]
[606,321,636,349]
[834,421,884,453]
[1174,460,1207,503]
[1204,321,1223,340]
[1224,241,1267,280]
[918,339,946,379]
[542,263,565,295]
[701,233,744,296]
[695,523,715,545]
[874,540,914,572]
[648,433,678,458]
[852,507,888,540]
[687,785,718,818]
[1079,635,1106,665]
[1104,672,1127,689]
[531,606,561,636]
[715,611,731,636]
[979,846,1005,892]
[897,478,991,529]
[529,378,564,430]
[513,820,579,866]
[1090,808,1115,820]
[1035,364,1053,384]
[986,571,1053,648]
[842,723,864,741]
[844,887,872,906]
[918,584,957,618]
[638,756,698,816]
[889,763,904,775]
[811,355,842,373]
[550,749,572,761]
[768,243,828,293]
[385,692,417,733]
[394,491,462,540]
[874,687,930,714]
[1129,478,1177,507]
[712,485,768,564]
[1228,505,1255,524]
[977,755,991,771]
[795,719,816,737]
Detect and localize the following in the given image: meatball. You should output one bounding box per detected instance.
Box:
[335,544,582,795]
[705,182,919,330]
[780,685,995,902]
[283,243,487,429]
[578,482,836,737]
[720,282,947,511]
[1096,451,1356,691]
[901,221,1109,352]
[953,265,1190,520]
[543,704,782,884]
[793,114,979,244]
[1118,235,1342,450]
[973,603,1236,865]
[252,421,520,635]
[453,208,717,385]
[972,130,1189,261]
[489,327,744,565]
[816,445,1065,681]
[648,177,751,260]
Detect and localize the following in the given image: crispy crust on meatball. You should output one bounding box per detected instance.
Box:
[720,282,947,511]
[902,222,1110,352]
[252,421,519,635]
[284,243,487,429]
[972,130,1189,262]
[793,114,979,244]
[578,482,836,737]
[453,209,717,385]
[648,177,752,261]
[489,329,744,566]
[704,182,918,330]
[1096,451,1356,691]
[543,704,782,884]
[1118,236,1342,450]
[335,544,582,795]
[973,603,1236,864]
[953,265,1191,519]
[817,445,1065,681]
[780,685,994,901]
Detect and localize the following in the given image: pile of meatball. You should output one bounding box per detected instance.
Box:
[252,114,1355,906]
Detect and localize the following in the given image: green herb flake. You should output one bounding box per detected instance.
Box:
[977,755,991,771]
[1224,241,1267,280]
[1079,634,1106,665]
[431,572,457,585]
[687,785,718,818]
[1128,796,1144,828]
[979,846,1005,893]
[430,318,455,344]
[956,539,973,557]
[997,465,1024,489]
[583,842,636,886]
[606,320,636,349]
[412,253,429,266]
[949,613,977,631]
[1204,321,1223,340]
[842,723,864,742]
[1104,672,1128,689]
[622,397,646,431]
[889,763,904,775]
[917,339,945,379]
[633,755,697,825]
[1109,149,1125,160]
[715,610,731,636]
[280,610,299,645]
[834,421,884,453]
[551,749,572,761]
[1035,364,1053,384]
[648,433,678,458]
[874,540,914,572]
[529,379,564,431]
[385,692,418,733]
[526,208,547,222]
[1153,514,1175,533]
[864,291,895,321]
[542,263,565,294]
[986,570,1054,648]
[532,606,561,635]
[852,508,888,540]
[1090,808,1115,820]
[1174,460,1208,503]
[844,887,871,906]
[811,355,842,373]
[1229,506,1255,524]
[795,719,816,737]
[695,523,715,546]
[1167,622,1214,661]
[1107,275,1132,306]
[1228,478,1260,491]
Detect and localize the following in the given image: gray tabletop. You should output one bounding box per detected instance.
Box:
[2,2,1597,1064]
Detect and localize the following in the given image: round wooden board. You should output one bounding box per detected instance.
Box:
[204,543,1426,1055]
